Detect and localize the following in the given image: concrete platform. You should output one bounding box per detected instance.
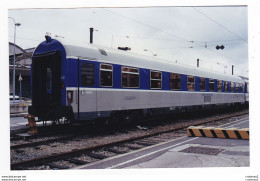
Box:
[74,116,249,169]
[125,137,249,168]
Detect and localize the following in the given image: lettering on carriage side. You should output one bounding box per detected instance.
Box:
[85,91,93,94]
[125,96,136,100]
[201,94,213,97]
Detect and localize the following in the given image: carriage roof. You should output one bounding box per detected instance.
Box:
[53,38,245,83]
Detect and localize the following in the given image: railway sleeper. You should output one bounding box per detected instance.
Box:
[123,144,143,150]
[86,152,109,160]
[141,137,162,142]
[104,147,128,154]
[46,162,70,170]
[11,166,25,170]
[15,149,24,154]
[133,141,156,146]
[64,157,90,165]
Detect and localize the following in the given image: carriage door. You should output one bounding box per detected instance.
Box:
[78,61,96,120]
[32,51,61,108]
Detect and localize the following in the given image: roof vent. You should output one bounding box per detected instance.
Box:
[99,49,107,56]
[45,32,52,42]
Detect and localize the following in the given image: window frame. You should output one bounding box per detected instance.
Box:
[217,80,222,92]
[240,83,244,93]
[150,70,162,89]
[187,75,195,91]
[46,67,52,92]
[235,82,239,93]
[121,66,140,88]
[81,62,95,87]
[209,79,215,92]
[170,73,181,90]
[231,82,234,92]
[99,63,113,87]
[199,77,206,91]
[224,81,229,92]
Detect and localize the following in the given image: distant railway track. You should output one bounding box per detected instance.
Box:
[11,109,248,170]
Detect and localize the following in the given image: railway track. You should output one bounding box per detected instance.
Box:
[11,110,248,170]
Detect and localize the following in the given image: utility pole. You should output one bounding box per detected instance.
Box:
[9,17,21,101]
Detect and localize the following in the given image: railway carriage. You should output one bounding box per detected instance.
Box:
[28,34,248,124]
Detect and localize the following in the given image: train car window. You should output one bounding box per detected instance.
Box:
[209,79,215,91]
[187,76,195,91]
[170,73,181,90]
[100,63,113,87]
[224,81,229,92]
[231,82,234,92]
[246,83,249,93]
[235,83,239,92]
[122,67,139,88]
[240,83,244,93]
[81,62,95,87]
[150,71,162,89]
[217,80,222,92]
[46,68,52,92]
[199,77,206,91]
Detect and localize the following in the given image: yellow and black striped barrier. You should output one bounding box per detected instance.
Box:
[187,126,249,140]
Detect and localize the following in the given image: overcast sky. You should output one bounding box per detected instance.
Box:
[8,6,248,76]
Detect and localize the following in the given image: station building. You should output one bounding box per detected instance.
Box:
[9,42,34,99]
